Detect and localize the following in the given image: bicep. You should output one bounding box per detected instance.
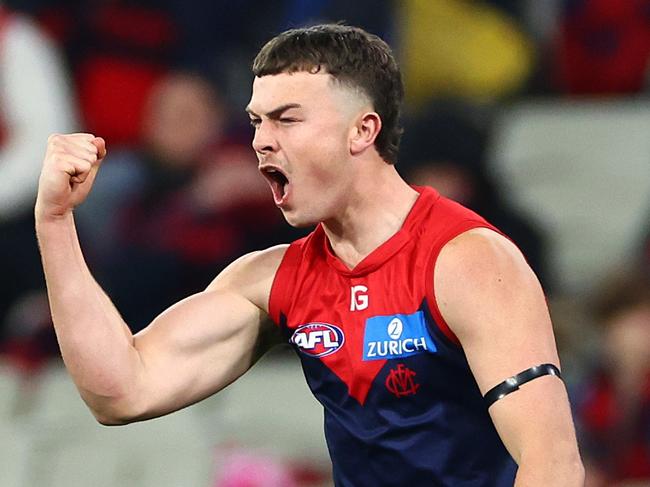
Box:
[129,288,267,421]
[435,228,576,463]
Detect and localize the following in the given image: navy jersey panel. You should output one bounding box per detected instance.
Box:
[284,301,517,486]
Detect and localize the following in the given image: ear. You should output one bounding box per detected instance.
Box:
[350,111,382,156]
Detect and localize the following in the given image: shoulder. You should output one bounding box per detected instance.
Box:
[434,227,545,340]
[206,244,289,314]
[437,227,530,277]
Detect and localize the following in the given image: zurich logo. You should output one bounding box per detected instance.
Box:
[363,311,437,361]
[290,323,345,358]
[387,318,403,340]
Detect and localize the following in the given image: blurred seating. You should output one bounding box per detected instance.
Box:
[0,422,31,487]
[212,350,331,465]
[0,351,331,487]
[489,100,650,294]
[0,359,37,487]
[20,365,212,487]
[0,359,20,418]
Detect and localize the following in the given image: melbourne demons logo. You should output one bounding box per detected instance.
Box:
[385,364,420,398]
[290,323,345,358]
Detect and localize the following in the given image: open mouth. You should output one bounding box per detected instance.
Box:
[260,166,290,205]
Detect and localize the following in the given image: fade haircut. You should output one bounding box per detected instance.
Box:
[252,24,404,164]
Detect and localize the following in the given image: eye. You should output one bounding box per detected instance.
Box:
[279,118,298,124]
[249,118,261,128]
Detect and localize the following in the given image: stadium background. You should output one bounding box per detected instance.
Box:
[0,0,649,485]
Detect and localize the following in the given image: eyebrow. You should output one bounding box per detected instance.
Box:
[245,103,302,119]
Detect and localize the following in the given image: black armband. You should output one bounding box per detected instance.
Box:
[483,363,562,408]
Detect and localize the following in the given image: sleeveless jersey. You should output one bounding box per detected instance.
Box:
[269,186,517,486]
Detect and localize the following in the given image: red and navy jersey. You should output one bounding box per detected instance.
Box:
[269,186,517,486]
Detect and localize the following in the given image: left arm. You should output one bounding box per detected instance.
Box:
[435,228,584,486]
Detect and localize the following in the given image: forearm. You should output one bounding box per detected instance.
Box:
[514,444,584,486]
[500,404,585,486]
[36,212,143,420]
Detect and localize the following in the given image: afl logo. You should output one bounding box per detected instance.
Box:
[290,323,345,358]
[387,318,403,340]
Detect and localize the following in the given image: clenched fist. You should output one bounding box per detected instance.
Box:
[35,133,107,221]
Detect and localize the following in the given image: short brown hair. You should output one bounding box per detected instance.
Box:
[252,24,404,164]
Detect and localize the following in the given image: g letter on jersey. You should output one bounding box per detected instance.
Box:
[350,285,368,311]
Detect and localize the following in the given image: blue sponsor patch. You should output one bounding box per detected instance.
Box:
[362,311,437,361]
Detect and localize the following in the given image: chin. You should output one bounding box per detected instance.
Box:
[281,209,320,228]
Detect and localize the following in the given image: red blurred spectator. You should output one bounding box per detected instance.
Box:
[37,0,179,146]
[76,72,300,331]
[575,270,650,486]
[554,0,650,95]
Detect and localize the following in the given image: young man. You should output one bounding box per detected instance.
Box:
[35,24,583,486]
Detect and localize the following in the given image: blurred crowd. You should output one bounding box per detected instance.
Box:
[0,0,649,485]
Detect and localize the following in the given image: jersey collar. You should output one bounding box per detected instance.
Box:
[320,186,440,277]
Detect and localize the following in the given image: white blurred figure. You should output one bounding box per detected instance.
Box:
[0,3,76,366]
[0,3,76,221]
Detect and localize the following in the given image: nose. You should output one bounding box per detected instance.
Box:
[252,120,278,155]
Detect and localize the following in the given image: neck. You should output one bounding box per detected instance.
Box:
[322,163,419,269]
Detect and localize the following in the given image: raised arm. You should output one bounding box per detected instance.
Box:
[35,133,285,425]
[435,228,584,486]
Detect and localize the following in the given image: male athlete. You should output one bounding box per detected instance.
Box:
[35,24,583,486]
